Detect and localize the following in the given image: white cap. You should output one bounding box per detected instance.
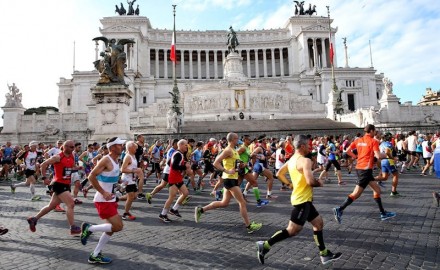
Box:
[106,137,126,148]
[29,141,39,147]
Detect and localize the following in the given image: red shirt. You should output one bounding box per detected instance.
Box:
[53,152,74,185]
[350,134,379,170]
[168,151,186,184]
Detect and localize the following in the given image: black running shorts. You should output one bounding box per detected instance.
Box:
[290,202,319,226]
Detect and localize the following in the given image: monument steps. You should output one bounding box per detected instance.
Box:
[180,118,357,133]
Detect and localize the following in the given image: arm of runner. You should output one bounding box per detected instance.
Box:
[40,155,61,178]
[276,163,293,189]
[88,157,112,200]
[300,157,322,187]
[213,147,234,174]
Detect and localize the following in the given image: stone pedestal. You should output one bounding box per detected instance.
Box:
[379,94,401,122]
[90,85,133,141]
[1,106,26,134]
[223,52,247,81]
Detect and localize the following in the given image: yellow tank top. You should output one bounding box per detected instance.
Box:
[288,154,313,205]
[222,146,239,179]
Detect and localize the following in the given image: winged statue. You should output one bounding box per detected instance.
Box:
[92,36,135,85]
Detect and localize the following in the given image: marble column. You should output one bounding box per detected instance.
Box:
[279,48,284,77]
[197,50,202,79]
[255,50,259,78]
[180,50,185,79]
[221,50,225,78]
[271,48,276,77]
[164,49,168,79]
[322,39,328,68]
[246,50,251,77]
[313,38,318,69]
[263,49,268,77]
[205,50,210,79]
[189,50,193,79]
[155,49,159,78]
[214,50,218,79]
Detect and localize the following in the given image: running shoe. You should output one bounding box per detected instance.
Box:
[333,207,343,224]
[122,212,136,221]
[320,250,342,265]
[182,196,192,205]
[74,198,83,205]
[145,192,152,204]
[389,192,401,197]
[88,252,112,264]
[0,226,8,235]
[256,241,269,264]
[31,195,41,201]
[256,199,269,208]
[194,206,203,223]
[378,181,386,188]
[280,186,289,191]
[159,214,172,223]
[70,225,81,235]
[338,181,347,186]
[169,208,182,218]
[10,184,16,194]
[137,193,146,200]
[247,221,262,234]
[420,173,427,176]
[432,192,440,207]
[80,222,93,245]
[266,195,278,200]
[380,211,396,221]
[54,205,65,212]
[27,217,38,232]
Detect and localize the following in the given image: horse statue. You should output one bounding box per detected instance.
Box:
[226,26,239,53]
[294,1,305,15]
[127,0,136,15]
[304,4,317,16]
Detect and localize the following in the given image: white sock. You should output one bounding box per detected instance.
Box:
[172,203,180,211]
[93,232,111,257]
[267,190,272,196]
[89,223,112,233]
[30,184,35,196]
[161,208,168,216]
[243,190,248,196]
[14,182,27,187]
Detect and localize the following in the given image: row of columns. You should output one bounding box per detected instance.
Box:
[307,38,331,70]
[151,48,289,79]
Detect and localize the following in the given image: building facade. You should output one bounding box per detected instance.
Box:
[8,8,428,145]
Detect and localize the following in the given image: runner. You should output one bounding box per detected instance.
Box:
[375,133,400,197]
[333,124,396,223]
[11,141,41,201]
[119,141,144,220]
[194,132,262,234]
[80,137,126,264]
[256,134,341,265]
[26,140,81,235]
[159,139,190,222]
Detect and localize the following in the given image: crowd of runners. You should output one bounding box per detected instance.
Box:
[1,124,440,265]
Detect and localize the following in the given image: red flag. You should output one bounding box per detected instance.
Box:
[170,32,176,62]
[329,42,334,65]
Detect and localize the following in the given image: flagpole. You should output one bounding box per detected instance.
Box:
[327,6,337,93]
[170,4,181,133]
[369,39,374,68]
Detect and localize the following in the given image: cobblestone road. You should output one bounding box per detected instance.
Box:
[1,169,439,269]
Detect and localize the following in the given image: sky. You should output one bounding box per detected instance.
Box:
[1,0,439,123]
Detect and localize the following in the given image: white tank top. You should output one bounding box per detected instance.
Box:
[93,155,120,203]
[121,154,137,185]
[25,151,38,170]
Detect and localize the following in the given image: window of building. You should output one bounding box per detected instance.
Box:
[143,96,147,104]
[67,98,71,106]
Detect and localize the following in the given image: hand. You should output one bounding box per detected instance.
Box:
[225,169,235,174]
[102,191,113,201]
[316,178,323,187]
